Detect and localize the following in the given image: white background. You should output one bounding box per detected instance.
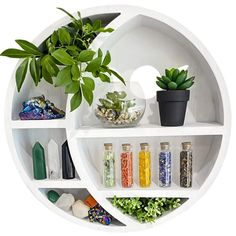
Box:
[0,0,235,235]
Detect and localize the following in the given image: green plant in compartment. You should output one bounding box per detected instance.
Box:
[0,8,125,112]
[156,68,195,90]
[111,196,182,223]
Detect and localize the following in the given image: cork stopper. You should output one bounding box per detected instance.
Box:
[122,143,131,151]
[140,143,149,150]
[160,142,169,150]
[104,143,113,150]
[182,142,192,150]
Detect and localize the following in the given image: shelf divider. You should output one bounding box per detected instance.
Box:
[98,181,199,198]
[11,119,66,129]
[70,122,224,139]
[33,179,85,189]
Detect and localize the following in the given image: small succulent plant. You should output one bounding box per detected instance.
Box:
[156,68,195,90]
[98,91,135,112]
[95,91,144,127]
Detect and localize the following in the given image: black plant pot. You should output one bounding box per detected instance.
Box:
[156,90,190,126]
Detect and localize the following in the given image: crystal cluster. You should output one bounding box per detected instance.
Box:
[19,95,65,120]
[88,204,112,225]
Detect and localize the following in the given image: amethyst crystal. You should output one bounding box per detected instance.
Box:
[19,95,65,120]
[88,204,112,225]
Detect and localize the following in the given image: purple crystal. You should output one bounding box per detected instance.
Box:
[88,204,112,225]
[19,95,65,120]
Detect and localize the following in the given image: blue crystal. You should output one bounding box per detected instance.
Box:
[19,95,65,120]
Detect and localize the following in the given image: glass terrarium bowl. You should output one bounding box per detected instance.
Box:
[93,81,146,128]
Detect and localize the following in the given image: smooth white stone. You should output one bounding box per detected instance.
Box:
[55,193,75,211]
[47,139,60,179]
[72,200,90,219]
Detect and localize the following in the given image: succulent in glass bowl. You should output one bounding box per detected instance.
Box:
[94,83,146,128]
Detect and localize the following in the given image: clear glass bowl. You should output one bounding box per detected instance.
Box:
[93,82,146,128]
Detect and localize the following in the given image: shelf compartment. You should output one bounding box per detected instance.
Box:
[39,188,125,227]
[70,122,224,139]
[12,128,79,180]
[11,119,66,129]
[75,135,222,195]
[71,13,225,130]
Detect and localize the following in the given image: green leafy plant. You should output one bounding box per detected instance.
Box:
[98,91,135,112]
[111,196,182,223]
[0,8,125,111]
[156,68,195,90]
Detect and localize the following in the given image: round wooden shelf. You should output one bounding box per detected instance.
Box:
[6,5,230,231]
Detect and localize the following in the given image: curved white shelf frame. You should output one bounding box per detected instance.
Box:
[6,5,230,232]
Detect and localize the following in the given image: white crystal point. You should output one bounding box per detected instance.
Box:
[47,139,60,179]
[56,193,75,211]
[72,200,90,219]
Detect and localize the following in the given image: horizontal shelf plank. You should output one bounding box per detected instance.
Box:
[70,122,224,138]
[98,181,198,198]
[33,179,85,188]
[11,119,66,129]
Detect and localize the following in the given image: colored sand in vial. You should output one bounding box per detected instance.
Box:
[121,143,133,188]
[139,143,151,187]
[103,143,115,187]
[180,142,193,188]
[159,142,171,187]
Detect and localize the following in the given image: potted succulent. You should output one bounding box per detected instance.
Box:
[156,68,195,126]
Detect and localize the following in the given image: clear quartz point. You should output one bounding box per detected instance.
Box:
[47,139,60,179]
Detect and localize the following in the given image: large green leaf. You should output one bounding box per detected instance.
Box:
[55,66,72,87]
[57,7,79,24]
[77,50,95,62]
[30,57,41,86]
[58,28,71,45]
[102,51,111,66]
[52,49,75,65]
[82,77,95,90]
[98,73,110,83]
[1,48,32,58]
[41,55,59,77]
[93,19,102,31]
[109,69,125,84]
[71,64,80,81]
[98,48,103,58]
[42,65,53,84]
[85,57,102,72]
[97,27,114,33]
[65,81,80,94]
[51,31,58,46]
[70,89,82,111]
[81,84,93,105]
[15,39,42,55]
[16,58,29,92]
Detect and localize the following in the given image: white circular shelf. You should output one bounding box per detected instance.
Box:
[6,5,230,232]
